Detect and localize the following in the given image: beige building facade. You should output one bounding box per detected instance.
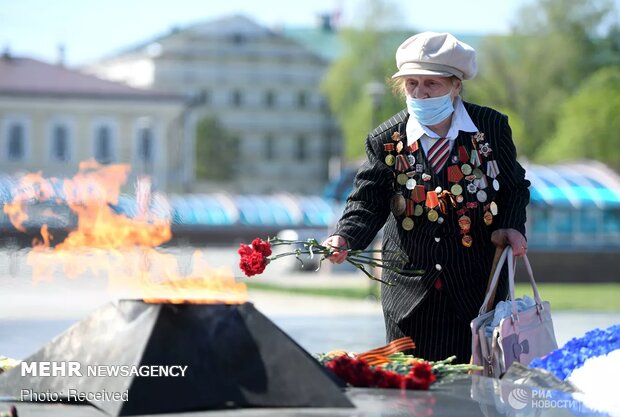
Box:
[85,15,341,194]
[0,55,189,192]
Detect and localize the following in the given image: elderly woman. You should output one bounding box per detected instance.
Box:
[324,32,530,363]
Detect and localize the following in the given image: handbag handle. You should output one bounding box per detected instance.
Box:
[478,246,544,316]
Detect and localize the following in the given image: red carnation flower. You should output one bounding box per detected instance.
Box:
[402,362,436,390]
[251,238,272,256]
[373,368,404,389]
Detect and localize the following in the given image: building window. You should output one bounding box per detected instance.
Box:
[94,125,112,164]
[265,90,276,108]
[296,135,307,161]
[51,124,70,162]
[297,91,308,108]
[231,33,246,45]
[137,126,154,163]
[7,123,25,161]
[265,135,275,160]
[231,90,243,107]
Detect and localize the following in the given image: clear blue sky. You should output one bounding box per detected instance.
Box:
[1,0,618,66]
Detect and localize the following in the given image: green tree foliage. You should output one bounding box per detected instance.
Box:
[195,115,236,180]
[466,0,617,159]
[536,67,620,170]
[320,0,410,161]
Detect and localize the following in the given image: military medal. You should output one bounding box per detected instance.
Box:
[402,217,414,230]
[456,194,464,203]
[467,183,477,193]
[479,142,492,157]
[407,154,416,166]
[384,143,395,166]
[483,211,493,226]
[396,141,404,153]
[395,154,411,171]
[461,163,472,176]
[451,183,463,196]
[458,215,472,247]
[390,193,406,216]
[427,209,439,222]
[476,189,487,202]
[472,132,485,143]
[473,168,484,179]
[409,141,419,153]
[470,148,482,167]
[490,201,498,216]
[462,234,473,247]
[474,175,489,190]
[447,165,464,183]
[458,146,469,162]
[426,191,439,222]
[411,185,426,203]
[392,131,401,142]
[397,173,408,185]
[487,160,500,190]
[414,204,424,216]
[402,199,415,231]
[458,215,471,232]
[406,178,417,190]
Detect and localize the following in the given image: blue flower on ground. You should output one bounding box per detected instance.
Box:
[529,324,620,380]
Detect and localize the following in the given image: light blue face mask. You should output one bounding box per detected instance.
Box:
[406,92,454,126]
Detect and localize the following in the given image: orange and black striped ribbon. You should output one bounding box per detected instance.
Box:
[357,337,416,366]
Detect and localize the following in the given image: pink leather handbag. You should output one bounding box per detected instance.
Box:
[471,246,558,377]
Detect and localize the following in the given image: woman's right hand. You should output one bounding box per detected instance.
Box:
[322,235,349,264]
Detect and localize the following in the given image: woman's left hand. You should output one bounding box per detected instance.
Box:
[491,228,528,257]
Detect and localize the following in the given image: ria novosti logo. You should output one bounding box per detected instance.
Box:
[507,388,529,410]
[507,388,583,411]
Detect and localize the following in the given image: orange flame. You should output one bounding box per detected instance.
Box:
[2,160,247,304]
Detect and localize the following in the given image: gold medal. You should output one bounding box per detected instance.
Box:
[390,194,406,216]
[450,183,463,196]
[402,217,414,231]
[461,163,472,175]
[458,215,471,232]
[396,173,408,185]
[427,209,439,222]
[462,234,473,247]
[385,154,395,166]
[414,204,424,216]
[483,211,493,226]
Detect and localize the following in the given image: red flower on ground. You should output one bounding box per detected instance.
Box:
[373,368,404,389]
[238,239,272,277]
[402,362,436,390]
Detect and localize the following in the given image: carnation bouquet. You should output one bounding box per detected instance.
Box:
[238,237,421,283]
[315,337,482,390]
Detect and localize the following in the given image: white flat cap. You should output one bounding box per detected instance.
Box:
[392,32,478,80]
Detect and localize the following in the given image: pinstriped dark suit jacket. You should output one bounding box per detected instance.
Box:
[334,102,530,324]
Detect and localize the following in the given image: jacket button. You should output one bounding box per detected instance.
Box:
[435,264,442,271]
